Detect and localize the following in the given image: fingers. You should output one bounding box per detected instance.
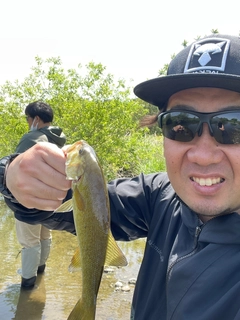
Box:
[19,143,70,190]
[6,142,72,210]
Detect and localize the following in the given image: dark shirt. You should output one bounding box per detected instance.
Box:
[4,173,240,319]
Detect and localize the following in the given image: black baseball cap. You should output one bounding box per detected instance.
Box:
[134,34,240,110]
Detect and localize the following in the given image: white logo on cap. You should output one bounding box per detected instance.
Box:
[184,37,230,73]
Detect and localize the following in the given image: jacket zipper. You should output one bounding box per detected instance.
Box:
[193,225,201,247]
[166,225,202,283]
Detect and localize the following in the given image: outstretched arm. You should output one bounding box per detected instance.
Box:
[5,142,71,211]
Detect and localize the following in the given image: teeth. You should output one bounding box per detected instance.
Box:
[193,177,221,186]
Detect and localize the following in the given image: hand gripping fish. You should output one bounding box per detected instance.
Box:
[55,140,128,320]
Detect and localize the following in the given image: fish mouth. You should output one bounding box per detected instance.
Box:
[67,175,82,183]
[74,175,82,183]
[191,177,224,186]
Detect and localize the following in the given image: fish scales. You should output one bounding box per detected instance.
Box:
[56,140,127,320]
[72,150,109,312]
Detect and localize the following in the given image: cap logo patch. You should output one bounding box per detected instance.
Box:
[184,37,230,74]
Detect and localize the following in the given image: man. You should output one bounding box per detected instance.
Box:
[1,34,240,318]
[14,101,66,289]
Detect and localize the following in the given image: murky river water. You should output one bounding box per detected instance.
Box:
[0,199,146,320]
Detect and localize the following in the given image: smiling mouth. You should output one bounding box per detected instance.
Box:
[191,177,224,186]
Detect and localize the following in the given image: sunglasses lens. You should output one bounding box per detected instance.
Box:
[159,112,199,142]
[211,112,240,144]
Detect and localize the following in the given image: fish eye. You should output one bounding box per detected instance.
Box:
[79,148,84,155]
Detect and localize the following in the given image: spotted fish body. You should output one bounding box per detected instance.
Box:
[57,140,127,320]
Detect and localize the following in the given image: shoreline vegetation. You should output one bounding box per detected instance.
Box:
[0,57,165,180]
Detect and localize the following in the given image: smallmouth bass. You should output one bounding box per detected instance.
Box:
[56,140,128,320]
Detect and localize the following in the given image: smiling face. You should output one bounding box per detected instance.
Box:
[164,87,240,222]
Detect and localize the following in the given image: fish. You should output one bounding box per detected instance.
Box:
[55,140,128,320]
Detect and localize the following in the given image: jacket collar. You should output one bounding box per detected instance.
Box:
[180,202,240,245]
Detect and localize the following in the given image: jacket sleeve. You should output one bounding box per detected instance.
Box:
[108,172,170,241]
[4,189,76,235]
[4,172,171,240]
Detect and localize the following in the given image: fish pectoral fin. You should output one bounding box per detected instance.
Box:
[74,188,85,210]
[68,247,81,272]
[54,199,73,213]
[105,231,128,267]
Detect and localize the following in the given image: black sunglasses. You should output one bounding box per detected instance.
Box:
[158,110,240,144]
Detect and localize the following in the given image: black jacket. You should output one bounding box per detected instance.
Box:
[15,126,66,152]
[5,172,240,319]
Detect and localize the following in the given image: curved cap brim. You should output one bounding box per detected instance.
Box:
[134,73,240,109]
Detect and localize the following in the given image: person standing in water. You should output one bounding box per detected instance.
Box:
[15,101,66,289]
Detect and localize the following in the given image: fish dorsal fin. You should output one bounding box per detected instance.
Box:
[68,247,81,272]
[105,231,128,267]
[54,199,73,213]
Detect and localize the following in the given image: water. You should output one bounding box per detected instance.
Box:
[0,199,145,320]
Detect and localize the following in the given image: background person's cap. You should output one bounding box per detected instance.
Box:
[134,34,240,110]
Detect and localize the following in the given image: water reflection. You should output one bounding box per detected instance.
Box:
[13,274,46,320]
[0,199,145,319]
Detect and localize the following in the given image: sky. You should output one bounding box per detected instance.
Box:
[1,0,240,92]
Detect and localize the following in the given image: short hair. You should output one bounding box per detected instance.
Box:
[25,101,54,123]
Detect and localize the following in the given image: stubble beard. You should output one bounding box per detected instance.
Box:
[191,203,239,221]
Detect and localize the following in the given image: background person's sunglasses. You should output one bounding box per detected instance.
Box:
[158,109,240,144]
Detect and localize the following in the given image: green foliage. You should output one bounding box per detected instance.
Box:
[0,57,165,180]
[136,134,165,174]
[0,100,28,153]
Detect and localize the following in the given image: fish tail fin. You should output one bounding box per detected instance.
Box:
[67,298,96,320]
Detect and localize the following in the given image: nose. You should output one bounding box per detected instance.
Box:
[187,123,224,166]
